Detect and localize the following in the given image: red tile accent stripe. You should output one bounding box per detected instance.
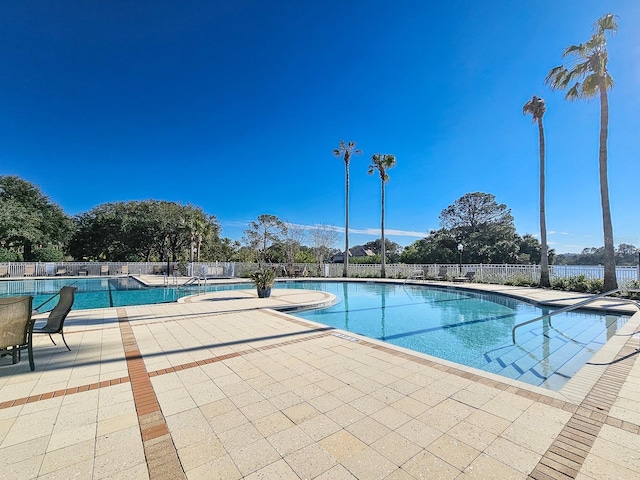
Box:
[0,377,130,410]
[116,307,186,479]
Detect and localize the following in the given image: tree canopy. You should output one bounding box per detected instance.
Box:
[68,200,221,262]
[0,176,72,261]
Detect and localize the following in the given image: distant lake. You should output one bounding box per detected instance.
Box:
[550,265,639,281]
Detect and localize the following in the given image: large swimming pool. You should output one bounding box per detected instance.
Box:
[279,281,627,390]
[1,278,627,390]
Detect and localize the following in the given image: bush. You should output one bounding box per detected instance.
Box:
[551,275,604,294]
[0,248,21,262]
[504,274,538,287]
[32,246,65,262]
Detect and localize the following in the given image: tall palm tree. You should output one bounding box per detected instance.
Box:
[523,95,550,288]
[545,13,618,291]
[368,153,396,278]
[333,140,363,277]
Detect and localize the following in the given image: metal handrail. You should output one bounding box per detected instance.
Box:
[512,289,640,343]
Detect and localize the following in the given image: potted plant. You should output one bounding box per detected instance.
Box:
[249,267,276,298]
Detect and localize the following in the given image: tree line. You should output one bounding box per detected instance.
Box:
[2,175,633,268]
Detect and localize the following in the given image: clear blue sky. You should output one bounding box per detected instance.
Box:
[1,1,638,254]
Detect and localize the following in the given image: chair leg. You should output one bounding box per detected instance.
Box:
[60,332,71,351]
[48,333,57,346]
[28,342,34,371]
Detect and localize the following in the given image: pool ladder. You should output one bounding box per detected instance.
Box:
[512,289,640,344]
[178,276,207,297]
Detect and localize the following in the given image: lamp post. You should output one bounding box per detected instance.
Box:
[457,244,464,275]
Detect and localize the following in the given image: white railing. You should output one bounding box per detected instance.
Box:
[1,261,639,288]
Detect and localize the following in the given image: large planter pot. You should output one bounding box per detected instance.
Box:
[257,287,272,298]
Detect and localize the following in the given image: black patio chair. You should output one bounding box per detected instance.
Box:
[0,296,35,370]
[32,286,77,351]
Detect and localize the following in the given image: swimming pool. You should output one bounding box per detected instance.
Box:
[0,277,250,312]
[1,277,627,390]
[278,281,628,390]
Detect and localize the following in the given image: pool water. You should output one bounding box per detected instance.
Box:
[280,281,628,390]
[0,277,250,312]
[0,278,627,390]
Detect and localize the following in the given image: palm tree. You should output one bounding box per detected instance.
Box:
[333,140,363,277]
[523,95,550,288]
[368,153,396,278]
[545,13,618,291]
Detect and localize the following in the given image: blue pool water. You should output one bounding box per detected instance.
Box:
[0,277,250,312]
[0,278,627,390]
[278,281,628,390]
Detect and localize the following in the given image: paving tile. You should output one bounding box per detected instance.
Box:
[252,411,295,437]
[227,438,280,476]
[448,420,498,451]
[344,415,392,445]
[314,464,358,480]
[297,414,342,442]
[371,430,422,465]
[177,435,226,471]
[484,436,542,475]
[318,429,368,462]
[244,458,300,480]
[427,433,481,470]
[38,458,95,480]
[341,446,398,479]
[326,403,366,428]
[183,453,241,480]
[281,401,320,425]
[462,452,527,479]
[370,405,412,430]
[267,424,314,456]
[218,422,262,452]
[283,441,337,478]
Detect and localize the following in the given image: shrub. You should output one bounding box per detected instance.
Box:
[32,246,64,262]
[551,275,604,294]
[504,274,538,287]
[0,248,21,262]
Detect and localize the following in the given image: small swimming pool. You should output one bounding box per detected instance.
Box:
[0,277,250,312]
[1,277,627,390]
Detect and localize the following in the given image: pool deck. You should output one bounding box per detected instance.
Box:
[1,278,639,479]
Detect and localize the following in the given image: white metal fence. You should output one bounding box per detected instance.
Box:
[1,261,639,288]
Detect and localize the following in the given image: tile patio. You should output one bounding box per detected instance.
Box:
[1,279,639,479]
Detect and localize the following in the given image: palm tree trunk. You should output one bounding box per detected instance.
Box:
[343,162,349,278]
[599,83,618,291]
[380,180,386,278]
[538,119,550,287]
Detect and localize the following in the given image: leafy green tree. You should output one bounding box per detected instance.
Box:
[243,214,287,265]
[201,237,239,262]
[0,176,72,260]
[69,200,220,262]
[368,153,396,278]
[615,243,638,265]
[440,192,519,264]
[295,246,316,264]
[545,13,618,291]
[363,239,403,263]
[400,229,459,264]
[333,140,363,277]
[517,234,542,264]
[523,95,550,287]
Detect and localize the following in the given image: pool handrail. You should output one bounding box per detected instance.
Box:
[512,289,640,344]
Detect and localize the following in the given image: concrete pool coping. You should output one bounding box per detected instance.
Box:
[0,279,639,479]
